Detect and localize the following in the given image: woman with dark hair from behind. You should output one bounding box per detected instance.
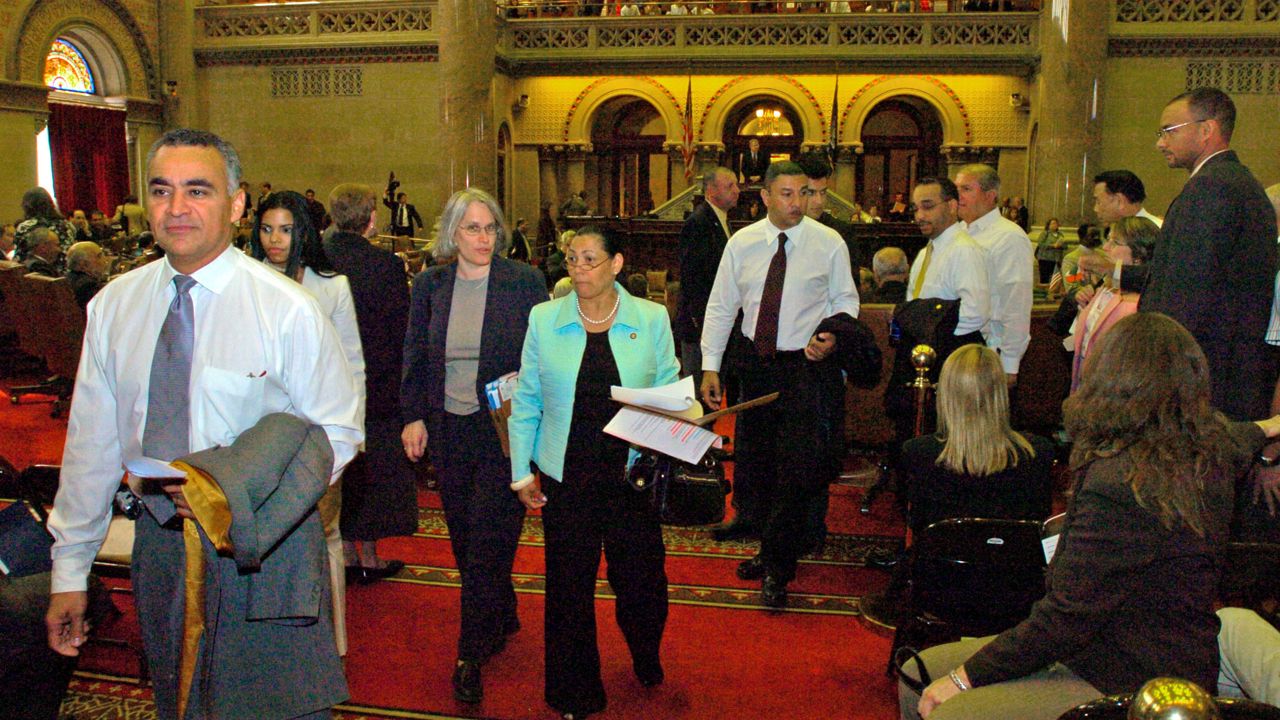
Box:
[15,187,75,261]
[901,344,1054,538]
[249,189,365,656]
[900,312,1280,720]
[400,187,547,704]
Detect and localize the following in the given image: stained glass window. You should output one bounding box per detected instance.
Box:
[44,39,95,94]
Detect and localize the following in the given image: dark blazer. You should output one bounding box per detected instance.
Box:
[964,421,1263,696]
[864,279,907,305]
[67,270,104,309]
[1139,150,1278,420]
[382,197,424,237]
[323,231,410,420]
[675,201,730,343]
[738,150,770,184]
[401,257,546,461]
[23,256,59,277]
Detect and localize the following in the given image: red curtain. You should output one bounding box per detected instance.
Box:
[47,102,130,217]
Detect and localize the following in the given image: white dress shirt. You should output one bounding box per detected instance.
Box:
[1135,207,1164,228]
[963,207,1034,374]
[48,245,364,593]
[300,266,367,421]
[701,216,859,372]
[907,222,991,337]
[1267,236,1280,346]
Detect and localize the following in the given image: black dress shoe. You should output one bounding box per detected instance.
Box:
[634,656,664,687]
[760,576,788,609]
[354,559,405,585]
[452,660,483,704]
[736,555,765,581]
[712,518,759,542]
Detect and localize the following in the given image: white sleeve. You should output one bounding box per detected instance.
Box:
[700,240,742,373]
[993,235,1034,373]
[283,303,364,482]
[952,244,992,337]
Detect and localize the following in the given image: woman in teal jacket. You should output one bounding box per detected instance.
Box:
[509,226,679,720]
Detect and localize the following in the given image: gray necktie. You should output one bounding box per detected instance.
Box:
[142,275,197,461]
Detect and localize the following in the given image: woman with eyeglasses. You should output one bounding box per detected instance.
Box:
[508,226,679,720]
[249,190,365,655]
[400,188,546,704]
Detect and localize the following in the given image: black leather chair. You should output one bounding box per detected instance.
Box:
[887,517,1047,674]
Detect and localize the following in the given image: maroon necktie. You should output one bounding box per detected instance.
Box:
[755,232,788,358]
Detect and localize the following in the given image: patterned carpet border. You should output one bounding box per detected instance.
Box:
[395,564,863,616]
[416,507,901,567]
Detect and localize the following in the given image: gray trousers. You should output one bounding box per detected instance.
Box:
[1217,607,1280,706]
[897,636,1101,720]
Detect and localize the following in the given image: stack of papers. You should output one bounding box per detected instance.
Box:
[603,377,720,465]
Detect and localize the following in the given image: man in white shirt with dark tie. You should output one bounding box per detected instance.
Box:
[45,128,363,719]
[700,161,858,608]
[955,164,1033,387]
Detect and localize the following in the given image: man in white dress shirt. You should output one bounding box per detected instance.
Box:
[45,128,363,718]
[955,164,1033,387]
[700,161,859,608]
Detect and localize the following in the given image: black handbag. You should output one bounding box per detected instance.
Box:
[627,453,729,526]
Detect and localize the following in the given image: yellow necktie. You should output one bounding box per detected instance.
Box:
[912,242,934,299]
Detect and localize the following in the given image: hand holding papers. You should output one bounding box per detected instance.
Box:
[604,377,778,465]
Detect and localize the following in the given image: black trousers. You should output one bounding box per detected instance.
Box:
[437,411,526,661]
[541,461,668,715]
[734,349,843,583]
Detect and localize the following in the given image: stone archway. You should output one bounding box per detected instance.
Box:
[10,0,158,100]
[562,77,683,145]
[587,96,667,216]
[842,75,971,149]
[855,97,944,212]
[700,75,824,150]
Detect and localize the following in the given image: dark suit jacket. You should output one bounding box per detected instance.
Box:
[1139,150,1278,419]
[401,257,546,460]
[323,231,410,420]
[23,256,59,277]
[738,150,770,183]
[508,229,531,262]
[382,198,424,237]
[675,201,730,343]
[864,279,907,305]
[66,270,104,309]
[965,422,1262,695]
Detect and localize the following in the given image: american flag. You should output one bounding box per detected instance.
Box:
[682,75,695,182]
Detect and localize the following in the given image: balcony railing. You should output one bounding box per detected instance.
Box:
[497,0,1040,18]
[194,1,435,43]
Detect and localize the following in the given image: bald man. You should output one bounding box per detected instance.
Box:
[865,247,909,304]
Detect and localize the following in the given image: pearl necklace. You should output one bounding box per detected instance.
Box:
[577,292,620,325]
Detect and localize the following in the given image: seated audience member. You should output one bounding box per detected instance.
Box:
[1216,607,1280,706]
[1069,217,1158,392]
[1,224,15,261]
[900,313,1280,720]
[112,194,147,235]
[64,241,109,309]
[866,205,882,222]
[544,229,574,289]
[627,272,649,298]
[901,344,1054,538]
[865,246,909,304]
[23,228,62,277]
[858,267,876,300]
[552,276,573,299]
[68,210,92,242]
[886,192,911,221]
[15,188,75,260]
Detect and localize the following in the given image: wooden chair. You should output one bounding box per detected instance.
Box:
[645,269,668,303]
[8,274,83,417]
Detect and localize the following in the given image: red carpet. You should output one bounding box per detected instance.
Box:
[2,379,907,719]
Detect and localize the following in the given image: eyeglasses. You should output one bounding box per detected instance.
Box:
[1155,119,1205,139]
[459,223,499,237]
[565,254,611,270]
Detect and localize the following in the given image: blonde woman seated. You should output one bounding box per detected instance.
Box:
[900,344,1054,538]
[1069,216,1159,392]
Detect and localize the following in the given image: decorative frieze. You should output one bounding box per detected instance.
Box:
[1115,0,1244,23]
[196,45,437,67]
[1187,60,1280,94]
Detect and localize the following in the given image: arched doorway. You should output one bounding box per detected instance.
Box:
[721,95,804,185]
[39,30,130,217]
[856,97,943,215]
[589,97,666,217]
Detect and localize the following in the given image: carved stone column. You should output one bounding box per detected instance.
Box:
[1029,0,1108,226]
[439,2,497,191]
[833,146,856,205]
[158,0,197,129]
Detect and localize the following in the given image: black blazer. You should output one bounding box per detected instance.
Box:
[400,257,546,460]
[675,201,729,343]
[323,231,410,420]
[1139,150,1278,419]
[964,422,1263,695]
[382,197,424,236]
[738,151,770,183]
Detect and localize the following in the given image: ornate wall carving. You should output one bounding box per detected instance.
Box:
[1115,0,1246,22]
[12,0,159,99]
[195,44,438,67]
[1187,60,1280,94]
[198,3,433,38]
[698,75,824,144]
[560,76,682,143]
[1109,37,1280,58]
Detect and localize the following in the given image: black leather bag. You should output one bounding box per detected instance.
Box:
[627,453,729,526]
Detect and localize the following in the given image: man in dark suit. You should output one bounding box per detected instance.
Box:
[799,152,861,272]
[1143,87,1276,422]
[676,167,738,385]
[738,137,770,185]
[508,217,531,262]
[23,228,61,277]
[383,190,424,238]
[64,241,108,309]
[325,183,417,576]
[304,189,328,231]
[865,246,909,304]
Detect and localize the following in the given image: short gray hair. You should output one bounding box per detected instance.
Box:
[432,187,509,261]
[702,167,734,193]
[872,246,909,280]
[956,163,1000,194]
[146,128,243,193]
[66,241,103,272]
